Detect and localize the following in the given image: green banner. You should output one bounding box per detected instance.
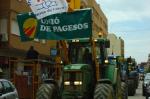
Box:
[17,9,92,41]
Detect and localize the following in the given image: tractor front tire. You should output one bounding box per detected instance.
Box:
[128,80,135,96]
[121,82,128,99]
[94,83,114,99]
[36,84,59,99]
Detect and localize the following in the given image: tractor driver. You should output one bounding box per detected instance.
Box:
[83,48,92,65]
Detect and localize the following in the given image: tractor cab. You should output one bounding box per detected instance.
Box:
[67,38,109,64]
[107,55,118,65]
[68,38,110,80]
[107,55,124,65]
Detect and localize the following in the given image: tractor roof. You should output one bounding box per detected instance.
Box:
[67,38,109,43]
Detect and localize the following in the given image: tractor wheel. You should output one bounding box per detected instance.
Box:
[128,80,135,96]
[94,83,114,99]
[36,84,59,99]
[121,82,128,99]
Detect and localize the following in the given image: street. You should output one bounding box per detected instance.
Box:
[128,81,145,99]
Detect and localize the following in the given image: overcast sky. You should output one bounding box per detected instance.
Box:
[96,0,150,63]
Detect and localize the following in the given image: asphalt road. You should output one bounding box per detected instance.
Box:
[128,81,145,99]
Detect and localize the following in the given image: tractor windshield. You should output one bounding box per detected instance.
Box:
[64,71,82,92]
[68,43,92,64]
[68,42,101,65]
[108,57,117,65]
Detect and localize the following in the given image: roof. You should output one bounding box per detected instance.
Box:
[0,79,9,82]
[10,59,52,64]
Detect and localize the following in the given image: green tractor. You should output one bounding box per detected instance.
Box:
[125,57,138,96]
[106,55,128,99]
[36,38,124,99]
[62,38,114,99]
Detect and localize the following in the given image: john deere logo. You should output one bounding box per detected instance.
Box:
[23,18,37,38]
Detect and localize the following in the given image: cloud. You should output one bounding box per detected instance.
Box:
[96,0,150,63]
[107,11,143,23]
[96,0,150,23]
[124,38,150,62]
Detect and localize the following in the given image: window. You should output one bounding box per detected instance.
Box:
[0,18,8,41]
[2,81,14,93]
[11,20,20,36]
[0,18,7,34]
[0,82,3,93]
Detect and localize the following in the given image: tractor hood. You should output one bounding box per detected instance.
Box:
[64,64,90,71]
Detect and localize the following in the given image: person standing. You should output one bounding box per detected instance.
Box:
[26,46,39,59]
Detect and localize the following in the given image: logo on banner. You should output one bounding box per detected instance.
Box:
[26,0,68,19]
[23,18,37,38]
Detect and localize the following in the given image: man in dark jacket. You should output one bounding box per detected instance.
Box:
[26,46,39,59]
[83,48,92,65]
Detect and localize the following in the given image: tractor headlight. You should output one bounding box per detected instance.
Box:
[104,60,109,64]
[72,39,79,42]
[64,81,70,85]
[94,39,98,42]
[74,81,82,85]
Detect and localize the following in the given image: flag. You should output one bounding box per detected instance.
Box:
[26,0,68,19]
[17,9,92,41]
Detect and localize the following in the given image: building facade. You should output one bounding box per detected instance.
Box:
[107,34,124,57]
[0,0,57,79]
[0,0,108,78]
[0,0,57,59]
[0,0,108,57]
[80,0,108,38]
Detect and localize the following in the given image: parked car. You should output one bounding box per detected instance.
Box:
[143,73,150,96]
[0,79,19,99]
[146,84,150,99]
